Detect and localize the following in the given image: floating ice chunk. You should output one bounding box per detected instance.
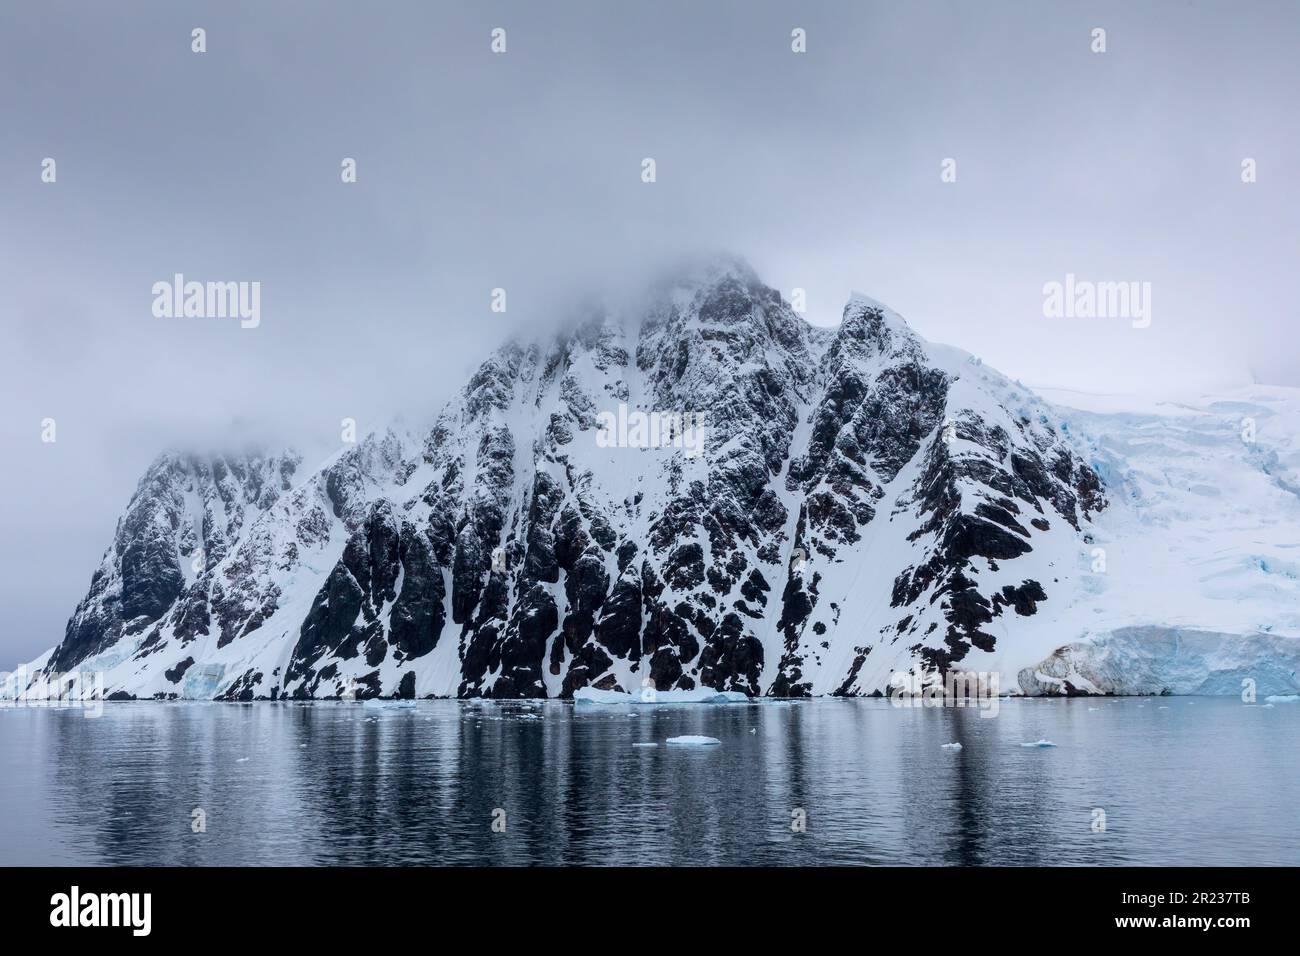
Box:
[632,742,658,748]
[1020,739,1057,748]
[236,757,250,763]
[1264,694,1299,704]
[941,742,962,750]
[363,699,416,710]
[666,735,721,746]
[574,687,748,707]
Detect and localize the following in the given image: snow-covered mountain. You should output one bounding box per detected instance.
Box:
[17,258,1300,699]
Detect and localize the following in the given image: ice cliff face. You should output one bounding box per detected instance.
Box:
[20,258,1300,699]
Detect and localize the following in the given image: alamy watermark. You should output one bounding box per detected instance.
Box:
[595,403,707,459]
[50,886,151,936]
[1042,274,1151,329]
[152,274,260,328]
[888,665,1001,718]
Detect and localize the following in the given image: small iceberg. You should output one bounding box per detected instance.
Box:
[632,742,658,748]
[574,687,748,707]
[363,699,416,710]
[1020,739,1057,748]
[666,735,721,746]
[1264,694,1299,704]
[941,742,962,750]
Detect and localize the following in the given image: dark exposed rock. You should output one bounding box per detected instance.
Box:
[388,523,446,660]
[993,580,1048,617]
[164,657,194,684]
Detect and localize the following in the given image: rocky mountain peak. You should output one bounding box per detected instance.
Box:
[33,258,1132,702]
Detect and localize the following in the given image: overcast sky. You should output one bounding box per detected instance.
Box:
[2,0,1297,664]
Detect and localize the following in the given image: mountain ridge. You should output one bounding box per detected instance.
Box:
[13,257,1300,700]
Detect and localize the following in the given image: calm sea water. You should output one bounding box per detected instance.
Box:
[0,697,1295,866]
